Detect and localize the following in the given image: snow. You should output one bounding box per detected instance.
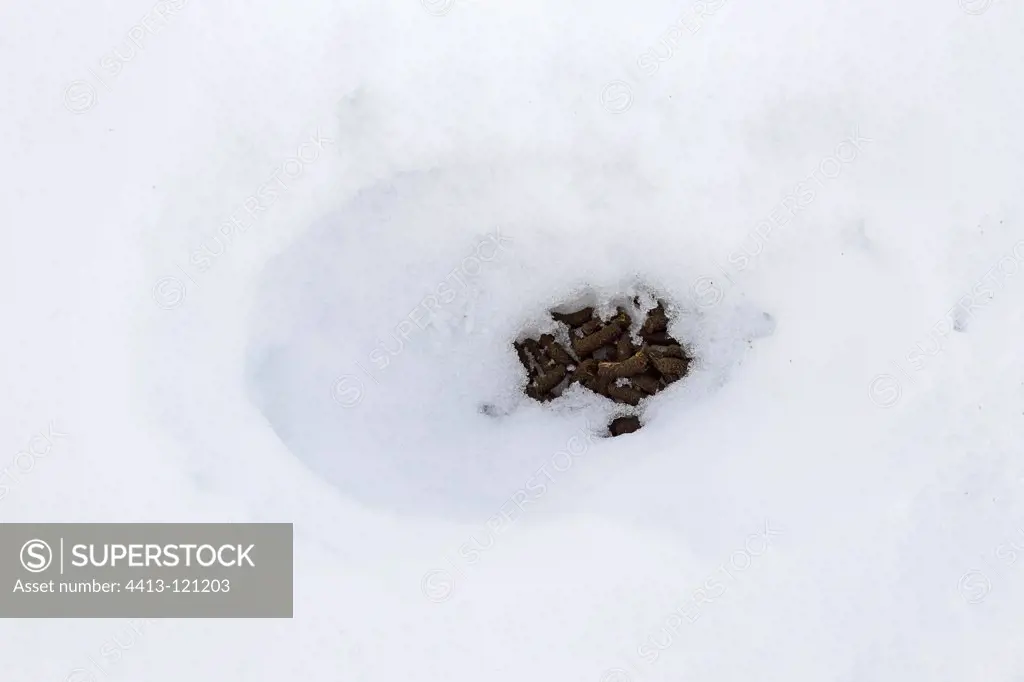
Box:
[3,0,1024,679]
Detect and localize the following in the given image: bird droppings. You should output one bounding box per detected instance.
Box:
[514,297,692,436]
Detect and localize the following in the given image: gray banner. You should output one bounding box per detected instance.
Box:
[0,523,292,617]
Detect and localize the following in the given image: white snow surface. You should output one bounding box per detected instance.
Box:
[3,0,1024,679]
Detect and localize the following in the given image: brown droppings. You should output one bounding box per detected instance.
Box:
[641,330,674,345]
[598,349,650,378]
[649,354,689,381]
[532,363,567,396]
[575,318,602,337]
[518,294,693,434]
[609,416,641,437]
[631,373,661,395]
[640,302,668,336]
[583,375,612,397]
[522,337,542,361]
[609,307,632,328]
[552,307,595,327]
[572,321,625,357]
[648,344,686,359]
[514,341,533,372]
[605,381,645,406]
[539,335,576,366]
[569,358,599,383]
[615,334,635,361]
